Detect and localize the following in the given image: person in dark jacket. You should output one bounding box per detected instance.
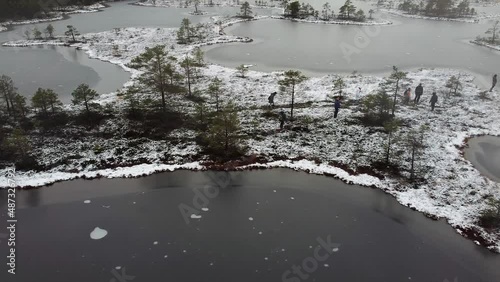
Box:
[430,92,438,111]
[279,110,287,129]
[334,97,341,118]
[490,74,497,92]
[268,92,277,107]
[414,83,423,104]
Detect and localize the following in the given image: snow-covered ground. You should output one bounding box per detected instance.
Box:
[0,2,106,32]
[381,8,500,23]
[2,39,68,47]
[1,19,500,252]
[271,15,393,26]
[134,0,280,8]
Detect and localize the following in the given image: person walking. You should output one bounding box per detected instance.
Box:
[268,92,277,107]
[403,88,411,104]
[430,92,438,111]
[490,74,497,92]
[334,97,341,118]
[414,83,423,104]
[279,109,287,129]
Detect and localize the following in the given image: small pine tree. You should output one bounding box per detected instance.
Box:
[406,124,428,182]
[278,70,308,120]
[333,77,346,97]
[445,75,462,96]
[71,84,99,118]
[32,88,62,116]
[236,64,248,78]
[181,56,196,96]
[361,90,393,126]
[206,101,245,158]
[192,47,205,67]
[45,24,55,39]
[128,45,178,112]
[65,25,80,42]
[240,1,253,18]
[485,20,499,45]
[33,27,42,40]
[383,119,400,164]
[207,78,223,112]
[24,29,31,40]
[3,128,31,160]
[388,66,408,116]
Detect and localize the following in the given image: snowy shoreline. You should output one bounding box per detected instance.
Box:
[381,8,500,23]
[133,0,279,9]
[470,39,500,52]
[270,15,393,26]
[1,18,500,253]
[0,2,107,33]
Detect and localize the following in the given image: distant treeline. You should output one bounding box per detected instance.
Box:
[0,0,104,21]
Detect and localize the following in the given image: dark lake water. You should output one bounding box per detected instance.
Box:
[465,135,500,182]
[0,169,499,282]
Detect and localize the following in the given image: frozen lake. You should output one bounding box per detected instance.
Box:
[465,135,500,182]
[1,1,499,99]
[1,169,499,282]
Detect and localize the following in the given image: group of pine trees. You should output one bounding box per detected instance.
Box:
[357,66,469,183]
[398,0,476,18]
[284,0,372,22]
[477,20,500,45]
[126,41,245,158]
[0,0,102,21]
[22,24,81,42]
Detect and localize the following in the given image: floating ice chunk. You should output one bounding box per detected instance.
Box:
[249,217,254,221]
[332,247,339,252]
[90,227,108,240]
[154,241,158,245]
[84,200,91,204]
[201,207,209,211]
[191,214,202,219]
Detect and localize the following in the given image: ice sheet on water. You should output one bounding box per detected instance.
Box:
[90,227,108,240]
